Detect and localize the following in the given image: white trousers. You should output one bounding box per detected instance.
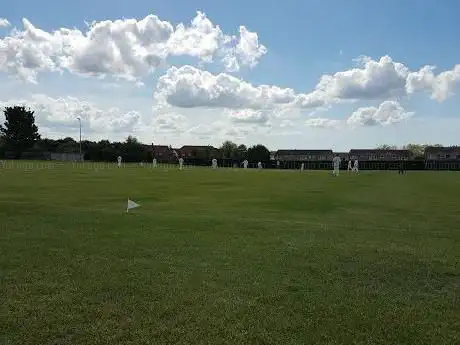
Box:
[333,165,340,175]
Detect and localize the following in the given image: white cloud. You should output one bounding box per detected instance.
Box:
[154,56,460,119]
[280,119,295,128]
[154,65,298,109]
[222,26,267,72]
[313,55,409,101]
[0,94,142,135]
[305,117,341,128]
[151,112,187,133]
[226,109,270,124]
[0,18,10,27]
[0,12,266,83]
[346,100,414,127]
[187,116,269,141]
[406,64,460,102]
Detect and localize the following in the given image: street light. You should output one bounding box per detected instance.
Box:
[76,117,82,161]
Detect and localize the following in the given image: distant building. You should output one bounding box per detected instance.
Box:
[334,152,349,160]
[150,145,175,160]
[179,145,219,159]
[274,149,334,161]
[349,149,412,161]
[425,146,460,160]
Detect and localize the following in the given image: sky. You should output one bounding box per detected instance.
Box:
[1,0,459,150]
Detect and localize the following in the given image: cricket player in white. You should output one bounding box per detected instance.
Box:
[257,161,263,169]
[300,163,304,172]
[212,158,218,169]
[117,156,122,167]
[243,160,248,169]
[178,157,184,170]
[152,158,157,168]
[332,154,341,176]
[353,159,359,173]
[347,160,352,172]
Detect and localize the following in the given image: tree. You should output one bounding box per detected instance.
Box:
[123,135,148,162]
[403,143,443,158]
[236,144,248,160]
[247,144,270,162]
[403,144,426,158]
[0,106,40,158]
[376,144,398,149]
[220,140,238,159]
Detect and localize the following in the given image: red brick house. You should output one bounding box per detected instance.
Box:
[179,145,219,159]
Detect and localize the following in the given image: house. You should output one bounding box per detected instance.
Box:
[179,145,219,159]
[334,152,349,160]
[274,149,334,161]
[424,146,460,160]
[150,145,176,160]
[349,149,412,161]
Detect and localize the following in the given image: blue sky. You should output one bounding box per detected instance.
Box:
[1,0,459,150]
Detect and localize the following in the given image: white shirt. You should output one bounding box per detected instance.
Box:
[333,156,341,166]
[179,158,184,164]
[354,160,358,166]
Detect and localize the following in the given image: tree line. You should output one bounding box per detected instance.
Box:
[0,106,271,162]
[0,105,444,162]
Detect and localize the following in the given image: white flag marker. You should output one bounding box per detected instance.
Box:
[126,199,140,213]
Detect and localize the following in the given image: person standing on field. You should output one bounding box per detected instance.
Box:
[332,154,341,176]
[398,158,406,174]
[353,159,359,173]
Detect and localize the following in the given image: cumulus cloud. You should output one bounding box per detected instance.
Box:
[313,55,409,101]
[154,56,460,119]
[406,64,460,102]
[151,112,187,133]
[154,65,298,109]
[0,12,266,83]
[346,100,413,127]
[305,117,341,128]
[226,109,270,124]
[222,26,267,72]
[187,117,269,141]
[0,18,10,27]
[0,94,142,135]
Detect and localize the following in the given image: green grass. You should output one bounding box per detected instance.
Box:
[1,162,459,345]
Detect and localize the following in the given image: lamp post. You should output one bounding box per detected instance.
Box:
[77,117,82,161]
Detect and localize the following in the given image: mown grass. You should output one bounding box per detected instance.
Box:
[1,162,459,345]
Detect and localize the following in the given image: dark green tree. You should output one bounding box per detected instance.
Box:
[236,144,248,160]
[247,144,270,162]
[220,140,238,158]
[0,106,40,158]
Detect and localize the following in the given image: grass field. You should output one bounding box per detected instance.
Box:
[1,162,459,345]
